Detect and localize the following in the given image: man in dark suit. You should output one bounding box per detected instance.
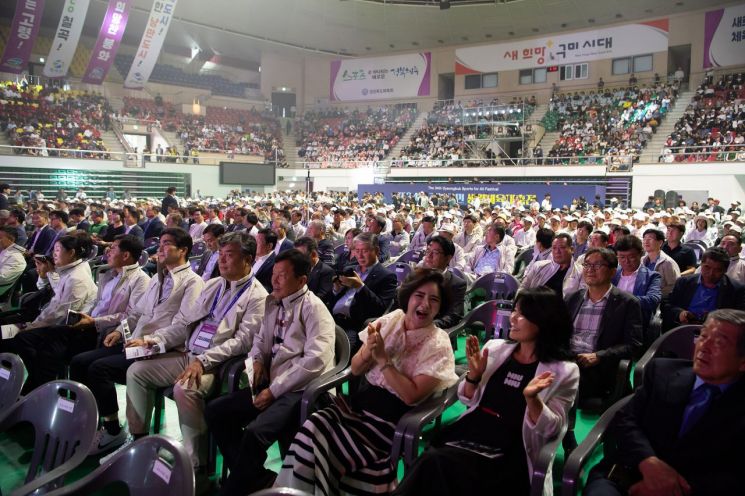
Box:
[366,214,391,263]
[294,236,334,305]
[421,235,466,329]
[141,206,165,240]
[160,186,178,216]
[195,224,225,281]
[585,309,745,496]
[566,247,643,407]
[253,228,277,293]
[123,206,145,241]
[271,219,294,256]
[0,183,10,211]
[69,208,90,232]
[26,210,58,256]
[328,232,398,352]
[306,219,335,266]
[663,247,745,331]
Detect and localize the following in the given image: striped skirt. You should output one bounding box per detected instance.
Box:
[275,396,400,496]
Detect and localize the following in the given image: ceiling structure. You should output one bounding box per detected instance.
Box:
[0,0,735,69]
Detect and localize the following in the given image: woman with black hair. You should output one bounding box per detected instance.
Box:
[395,286,579,496]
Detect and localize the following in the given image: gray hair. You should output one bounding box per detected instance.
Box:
[706,309,745,356]
[353,232,379,253]
[219,231,256,261]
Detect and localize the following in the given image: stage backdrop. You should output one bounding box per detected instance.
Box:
[330,52,431,102]
[704,4,745,68]
[455,19,668,74]
[358,183,605,209]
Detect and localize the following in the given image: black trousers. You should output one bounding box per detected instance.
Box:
[69,344,128,417]
[10,324,97,393]
[205,388,303,496]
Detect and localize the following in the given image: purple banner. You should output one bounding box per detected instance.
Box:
[82,0,132,84]
[0,0,46,74]
[703,9,725,69]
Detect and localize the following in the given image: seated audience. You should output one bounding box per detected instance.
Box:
[521,233,582,297]
[253,228,277,293]
[641,228,681,296]
[333,227,360,273]
[718,232,745,285]
[294,236,334,305]
[419,235,467,329]
[466,225,515,278]
[0,226,26,296]
[195,223,226,281]
[612,235,663,334]
[662,222,697,275]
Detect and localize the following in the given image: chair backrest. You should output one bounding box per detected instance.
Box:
[333,244,347,258]
[190,241,206,257]
[392,262,412,285]
[0,380,98,495]
[43,435,195,496]
[513,246,535,278]
[471,272,520,301]
[250,488,313,496]
[0,273,25,311]
[190,258,201,272]
[460,300,514,340]
[139,250,149,266]
[144,236,160,249]
[634,324,700,387]
[684,242,704,262]
[0,353,26,417]
[396,249,423,265]
[86,244,99,261]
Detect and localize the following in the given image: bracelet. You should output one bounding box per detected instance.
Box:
[465,374,481,384]
[380,361,394,372]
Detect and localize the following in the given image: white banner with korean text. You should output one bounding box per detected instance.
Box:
[330,53,431,102]
[455,20,668,74]
[43,0,90,78]
[704,4,745,68]
[124,0,178,89]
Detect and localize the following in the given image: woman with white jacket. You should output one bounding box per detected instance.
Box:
[395,287,579,496]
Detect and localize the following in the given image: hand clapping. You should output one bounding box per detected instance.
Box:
[465,335,488,382]
[366,322,388,366]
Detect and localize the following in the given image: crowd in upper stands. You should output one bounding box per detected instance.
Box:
[0,180,744,495]
[659,71,745,163]
[540,78,679,165]
[294,105,417,166]
[0,81,111,159]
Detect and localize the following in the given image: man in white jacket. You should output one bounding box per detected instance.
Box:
[0,226,26,298]
[466,224,515,279]
[522,233,582,297]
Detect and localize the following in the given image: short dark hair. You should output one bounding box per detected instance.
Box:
[513,287,573,362]
[722,232,742,245]
[258,227,278,250]
[114,234,144,261]
[427,235,455,257]
[591,230,610,243]
[421,215,436,224]
[245,213,259,225]
[0,225,18,241]
[554,232,573,247]
[613,225,630,236]
[701,247,730,271]
[50,209,69,224]
[373,215,386,231]
[56,232,93,260]
[0,183,9,191]
[204,223,225,238]
[161,227,193,255]
[345,227,362,238]
[488,224,506,242]
[643,228,665,241]
[614,235,643,254]
[166,187,176,194]
[219,231,256,261]
[584,247,618,268]
[397,268,453,320]
[667,221,686,235]
[535,227,555,249]
[275,248,311,278]
[577,221,593,235]
[69,208,85,217]
[293,236,318,254]
[9,208,25,223]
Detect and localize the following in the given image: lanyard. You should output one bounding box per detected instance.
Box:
[208,276,254,321]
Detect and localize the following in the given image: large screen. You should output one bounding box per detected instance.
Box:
[219,162,276,186]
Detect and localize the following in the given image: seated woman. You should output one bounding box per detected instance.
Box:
[394,286,579,496]
[276,268,458,495]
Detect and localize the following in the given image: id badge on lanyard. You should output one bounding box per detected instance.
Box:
[190,320,219,353]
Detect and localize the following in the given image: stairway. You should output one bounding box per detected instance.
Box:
[638,88,696,163]
[388,110,428,159]
[605,177,633,209]
[538,130,561,149]
[107,95,125,114]
[100,130,126,158]
[160,130,181,150]
[281,119,301,168]
[0,132,12,155]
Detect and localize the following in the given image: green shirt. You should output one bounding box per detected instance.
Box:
[89,222,107,235]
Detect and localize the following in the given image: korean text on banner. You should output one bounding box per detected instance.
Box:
[124,0,178,89]
[82,0,132,84]
[455,20,669,74]
[704,4,745,68]
[330,52,431,102]
[0,0,46,74]
[43,0,91,78]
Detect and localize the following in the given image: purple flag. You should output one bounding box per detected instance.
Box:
[0,0,46,74]
[82,0,132,84]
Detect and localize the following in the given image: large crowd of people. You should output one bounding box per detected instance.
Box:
[1,81,111,159]
[659,71,745,163]
[0,179,743,495]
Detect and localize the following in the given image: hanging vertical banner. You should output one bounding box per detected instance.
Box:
[82,0,132,84]
[124,0,178,89]
[0,0,46,74]
[703,4,745,68]
[43,0,91,78]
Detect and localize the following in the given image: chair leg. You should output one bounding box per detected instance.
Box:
[563,404,578,455]
[152,390,164,434]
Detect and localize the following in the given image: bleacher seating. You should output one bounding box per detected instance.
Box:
[294,104,417,165]
[659,71,745,163]
[0,81,111,159]
[541,82,679,164]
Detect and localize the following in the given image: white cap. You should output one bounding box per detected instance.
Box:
[523,216,535,224]
[438,224,456,234]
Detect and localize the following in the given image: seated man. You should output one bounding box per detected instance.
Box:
[328,232,397,352]
[70,227,204,455]
[662,222,697,275]
[254,228,277,293]
[305,219,334,265]
[663,247,745,331]
[641,228,680,297]
[522,232,582,297]
[576,230,610,267]
[195,223,226,281]
[528,227,555,266]
[434,224,467,272]
[420,235,466,329]
[11,235,149,393]
[453,213,482,257]
[333,227,360,273]
[205,249,335,495]
[119,232,267,477]
[271,219,294,255]
[366,214,391,263]
[466,225,515,279]
[0,226,26,297]
[612,235,662,336]
[718,232,745,285]
[294,236,334,305]
[584,309,745,496]
[384,215,410,258]
[566,248,643,408]
[409,215,436,252]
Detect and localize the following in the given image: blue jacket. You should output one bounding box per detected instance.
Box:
[612,264,662,327]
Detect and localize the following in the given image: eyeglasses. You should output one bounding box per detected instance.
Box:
[582,262,609,271]
[425,249,445,256]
